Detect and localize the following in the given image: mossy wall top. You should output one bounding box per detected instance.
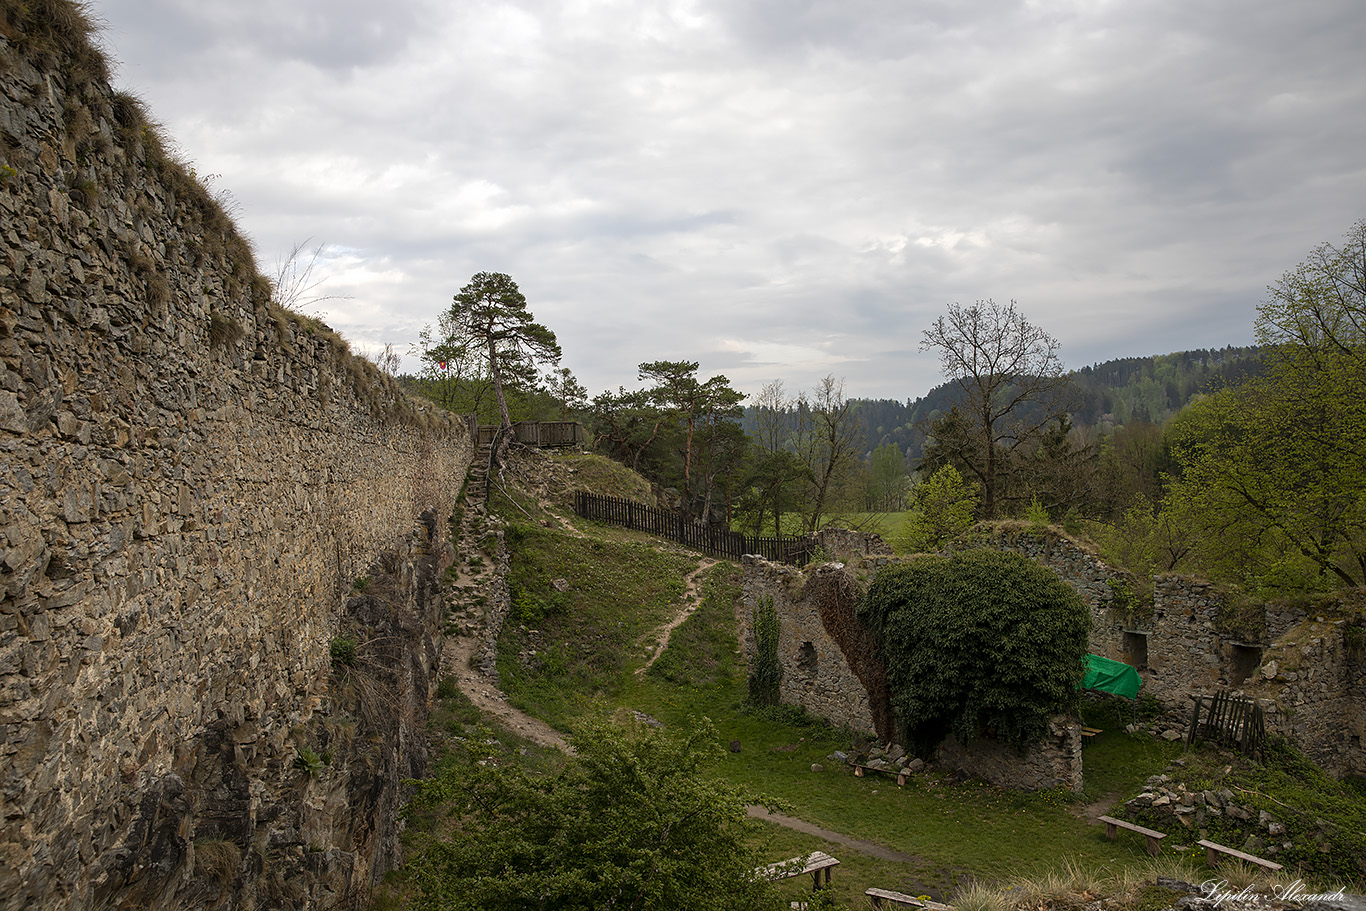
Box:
[0,6,473,907]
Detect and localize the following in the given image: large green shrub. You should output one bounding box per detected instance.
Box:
[859,550,1091,754]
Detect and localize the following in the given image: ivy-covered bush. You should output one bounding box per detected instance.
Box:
[859,550,1091,754]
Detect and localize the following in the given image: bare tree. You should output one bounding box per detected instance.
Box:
[793,375,862,534]
[920,299,1075,519]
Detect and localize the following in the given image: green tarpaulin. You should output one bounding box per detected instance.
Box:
[1082,653,1142,699]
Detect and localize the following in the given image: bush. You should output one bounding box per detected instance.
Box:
[403,720,781,911]
[330,637,357,667]
[859,550,1091,753]
[747,596,781,706]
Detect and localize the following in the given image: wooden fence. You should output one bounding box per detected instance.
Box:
[477,421,584,448]
[573,491,816,566]
[1187,690,1266,757]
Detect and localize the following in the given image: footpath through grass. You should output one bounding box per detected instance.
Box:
[473,453,1363,903]
[490,502,1185,900]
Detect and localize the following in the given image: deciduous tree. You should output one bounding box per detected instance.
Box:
[919,299,1075,519]
[1168,221,1366,591]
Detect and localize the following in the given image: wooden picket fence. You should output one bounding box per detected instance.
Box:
[476,421,584,448]
[573,491,816,566]
[1187,690,1266,757]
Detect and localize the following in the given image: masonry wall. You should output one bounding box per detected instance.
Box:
[740,535,1082,792]
[739,556,876,734]
[0,14,473,910]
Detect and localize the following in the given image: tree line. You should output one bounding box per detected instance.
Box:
[407,217,1366,597]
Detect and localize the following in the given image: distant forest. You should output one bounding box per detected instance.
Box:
[763,346,1266,466]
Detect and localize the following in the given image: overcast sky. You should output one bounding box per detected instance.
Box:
[85,0,1366,402]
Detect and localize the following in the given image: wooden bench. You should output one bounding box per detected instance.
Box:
[1081,727,1103,741]
[1097,815,1166,856]
[757,851,840,891]
[854,763,909,786]
[1197,839,1283,872]
[866,887,953,909]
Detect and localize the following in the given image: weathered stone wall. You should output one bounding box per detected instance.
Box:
[740,552,1083,792]
[1245,617,1366,779]
[739,556,876,734]
[742,522,1365,787]
[939,526,1366,779]
[935,717,1082,793]
[0,14,473,910]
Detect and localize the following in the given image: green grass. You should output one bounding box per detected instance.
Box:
[495,520,695,730]
[504,547,1174,892]
[463,450,1365,902]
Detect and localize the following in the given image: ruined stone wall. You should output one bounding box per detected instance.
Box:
[0,14,473,910]
[1246,618,1366,779]
[935,717,1082,793]
[740,553,1083,791]
[739,556,875,734]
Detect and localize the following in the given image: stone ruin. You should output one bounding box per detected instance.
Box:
[740,524,1366,790]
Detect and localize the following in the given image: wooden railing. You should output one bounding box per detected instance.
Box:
[477,421,584,448]
[573,491,815,566]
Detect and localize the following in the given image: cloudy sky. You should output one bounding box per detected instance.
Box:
[85,0,1366,402]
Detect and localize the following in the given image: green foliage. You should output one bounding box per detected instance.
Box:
[748,596,782,706]
[895,465,979,553]
[293,746,328,778]
[868,442,909,512]
[330,636,357,667]
[403,720,782,911]
[1121,739,1366,883]
[859,551,1091,753]
[1025,495,1049,530]
[1164,221,1366,593]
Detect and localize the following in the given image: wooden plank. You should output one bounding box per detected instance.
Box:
[756,851,840,881]
[1097,815,1165,856]
[1197,839,1283,871]
[866,888,953,910]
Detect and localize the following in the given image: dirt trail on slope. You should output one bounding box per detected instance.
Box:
[441,630,571,753]
[636,557,717,676]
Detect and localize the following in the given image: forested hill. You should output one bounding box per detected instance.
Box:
[847,345,1265,464]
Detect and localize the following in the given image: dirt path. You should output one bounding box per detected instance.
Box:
[1075,793,1120,823]
[441,631,571,753]
[746,806,921,863]
[636,557,717,676]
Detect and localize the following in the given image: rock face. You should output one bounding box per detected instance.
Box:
[0,10,473,909]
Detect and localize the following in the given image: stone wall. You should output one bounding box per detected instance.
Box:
[1245,615,1366,779]
[0,12,473,909]
[739,556,876,734]
[742,522,1366,788]
[934,717,1082,793]
[939,526,1366,779]
[740,551,1082,792]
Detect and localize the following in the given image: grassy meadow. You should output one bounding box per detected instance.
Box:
[394,452,1360,908]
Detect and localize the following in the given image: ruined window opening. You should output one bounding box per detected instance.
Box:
[1122,630,1149,670]
[797,641,817,677]
[1228,643,1262,685]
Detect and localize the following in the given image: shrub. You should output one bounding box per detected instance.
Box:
[330,637,357,667]
[747,596,781,706]
[859,550,1091,754]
